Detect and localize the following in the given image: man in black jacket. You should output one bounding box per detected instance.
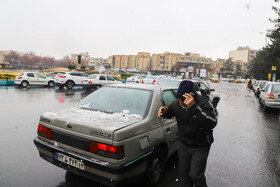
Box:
[158,80,217,187]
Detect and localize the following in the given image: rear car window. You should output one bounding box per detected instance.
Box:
[18,73,24,77]
[80,73,89,77]
[27,73,34,77]
[162,90,176,106]
[78,87,152,117]
[99,75,106,80]
[106,76,114,81]
[259,82,268,88]
[90,74,97,79]
[272,84,280,92]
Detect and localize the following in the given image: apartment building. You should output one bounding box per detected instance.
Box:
[152,52,212,73]
[110,52,152,71]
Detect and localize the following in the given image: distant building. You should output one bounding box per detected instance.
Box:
[152,52,212,74]
[210,58,226,74]
[71,52,90,66]
[229,46,258,63]
[229,46,258,75]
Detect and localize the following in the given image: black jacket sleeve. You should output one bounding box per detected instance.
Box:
[191,98,217,131]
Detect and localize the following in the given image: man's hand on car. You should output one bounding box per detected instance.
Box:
[158,106,168,117]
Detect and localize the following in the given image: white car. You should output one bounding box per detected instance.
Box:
[81,74,121,90]
[14,72,55,88]
[141,75,157,84]
[126,76,142,83]
[55,72,89,89]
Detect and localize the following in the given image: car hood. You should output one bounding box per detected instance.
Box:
[40,106,143,140]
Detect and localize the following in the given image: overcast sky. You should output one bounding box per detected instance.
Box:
[0,0,277,60]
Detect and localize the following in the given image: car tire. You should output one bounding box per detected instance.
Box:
[95,85,101,90]
[21,81,29,88]
[145,148,166,186]
[48,81,54,88]
[262,102,268,112]
[66,81,75,90]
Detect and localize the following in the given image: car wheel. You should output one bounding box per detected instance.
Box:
[21,81,29,88]
[66,81,75,90]
[262,103,268,112]
[96,85,101,90]
[145,149,166,186]
[48,81,54,87]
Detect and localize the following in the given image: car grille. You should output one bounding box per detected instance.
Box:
[52,130,91,152]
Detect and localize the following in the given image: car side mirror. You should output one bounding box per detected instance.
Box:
[261,89,265,92]
[210,89,215,91]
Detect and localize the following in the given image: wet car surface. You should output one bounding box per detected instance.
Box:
[0,82,280,187]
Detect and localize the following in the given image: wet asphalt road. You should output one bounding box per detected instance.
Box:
[0,82,280,187]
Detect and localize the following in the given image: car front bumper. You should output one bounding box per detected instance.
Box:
[33,137,152,187]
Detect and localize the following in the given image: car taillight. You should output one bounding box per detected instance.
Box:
[37,124,52,139]
[89,81,92,84]
[132,79,135,81]
[59,76,66,78]
[17,77,23,79]
[267,93,274,99]
[81,81,83,83]
[89,141,124,159]
[153,80,155,84]
[142,79,144,83]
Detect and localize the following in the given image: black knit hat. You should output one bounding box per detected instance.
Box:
[176,80,194,100]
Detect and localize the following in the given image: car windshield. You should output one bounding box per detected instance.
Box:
[78,87,152,117]
[166,80,182,87]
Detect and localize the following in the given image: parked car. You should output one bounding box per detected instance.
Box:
[33,84,179,186]
[55,72,89,89]
[210,75,220,83]
[259,82,280,112]
[234,79,241,83]
[141,75,157,84]
[14,72,55,88]
[81,74,121,90]
[126,76,142,83]
[166,80,220,108]
[255,81,269,97]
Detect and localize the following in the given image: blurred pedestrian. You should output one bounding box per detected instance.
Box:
[247,79,252,89]
[158,80,217,187]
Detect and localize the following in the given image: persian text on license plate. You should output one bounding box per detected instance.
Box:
[55,153,84,170]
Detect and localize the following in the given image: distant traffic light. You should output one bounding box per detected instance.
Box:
[78,55,81,64]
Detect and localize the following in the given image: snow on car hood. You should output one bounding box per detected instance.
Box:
[41,106,143,134]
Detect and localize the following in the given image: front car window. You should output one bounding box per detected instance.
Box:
[35,73,46,78]
[78,87,152,117]
[106,75,114,81]
[80,73,89,77]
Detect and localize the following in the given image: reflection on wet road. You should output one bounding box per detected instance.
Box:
[0,82,279,187]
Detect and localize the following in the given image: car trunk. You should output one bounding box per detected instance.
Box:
[40,107,144,141]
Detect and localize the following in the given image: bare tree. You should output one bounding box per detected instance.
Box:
[3,51,20,66]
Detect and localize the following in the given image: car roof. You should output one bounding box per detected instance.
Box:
[107,83,177,91]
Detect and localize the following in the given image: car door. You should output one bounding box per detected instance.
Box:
[26,73,36,85]
[99,75,107,85]
[35,73,47,85]
[70,72,82,85]
[261,83,270,103]
[161,90,178,145]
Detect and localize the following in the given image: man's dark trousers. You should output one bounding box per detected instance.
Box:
[178,142,210,187]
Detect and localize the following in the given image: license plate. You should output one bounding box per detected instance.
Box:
[55,153,84,170]
[84,80,88,82]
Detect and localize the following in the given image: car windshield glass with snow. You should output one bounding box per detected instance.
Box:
[78,87,152,117]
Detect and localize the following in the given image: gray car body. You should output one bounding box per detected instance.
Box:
[259,82,280,110]
[33,84,178,186]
